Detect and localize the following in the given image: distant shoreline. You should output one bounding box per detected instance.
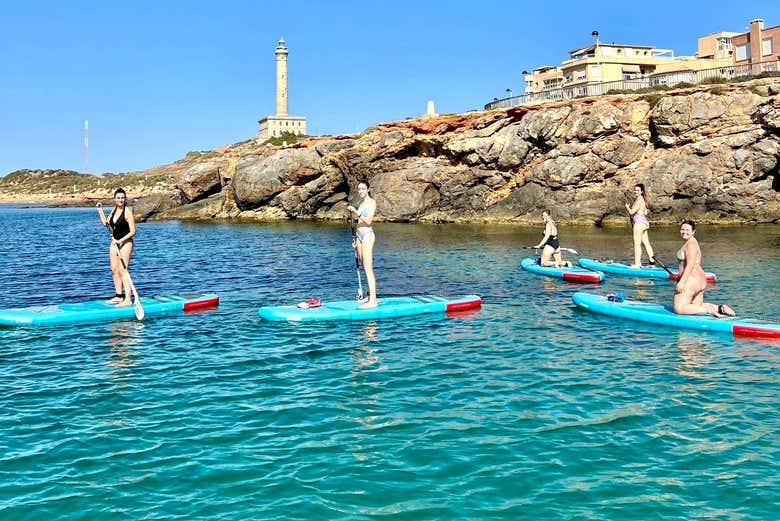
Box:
[0,194,113,207]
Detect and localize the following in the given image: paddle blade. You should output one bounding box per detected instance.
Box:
[134,298,145,320]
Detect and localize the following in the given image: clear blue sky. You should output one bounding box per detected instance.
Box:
[1,0,776,175]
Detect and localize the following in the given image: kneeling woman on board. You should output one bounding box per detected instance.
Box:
[673,220,735,318]
[347,181,378,308]
[96,188,136,306]
[532,209,572,268]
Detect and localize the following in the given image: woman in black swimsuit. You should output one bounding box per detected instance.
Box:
[532,209,572,268]
[96,188,136,306]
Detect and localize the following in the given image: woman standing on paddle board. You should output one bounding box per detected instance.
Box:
[673,220,735,318]
[347,181,378,308]
[532,209,572,268]
[625,183,655,268]
[96,188,136,306]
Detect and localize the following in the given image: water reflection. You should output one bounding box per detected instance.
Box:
[675,332,712,377]
[105,321,144,374]
[351,321,380,372]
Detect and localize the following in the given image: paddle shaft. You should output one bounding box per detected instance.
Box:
[652,256,677,278]
[624,196,634,228]
[526,245,579,255]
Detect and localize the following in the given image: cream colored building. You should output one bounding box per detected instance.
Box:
[523,42,676,94]
[522,65,563,94]
[522,40,731,96]
[258,38,307,139]
[697,31,740,60]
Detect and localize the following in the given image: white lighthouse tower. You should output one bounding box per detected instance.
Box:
[258,38,307,139]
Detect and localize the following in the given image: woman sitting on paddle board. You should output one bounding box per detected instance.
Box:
[96,188,136,306]
[532,209,572,268]
[347,181,378,308]
[673,220,735,318]
[625,183,655,268]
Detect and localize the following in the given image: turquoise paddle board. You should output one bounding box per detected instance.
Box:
[258,294,481,322]
[578,258,717,282]
[0,293,219,327]
[572,292,779,338]
[521,258,605,282]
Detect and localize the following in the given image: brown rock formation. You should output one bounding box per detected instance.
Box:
[3,79,779,224]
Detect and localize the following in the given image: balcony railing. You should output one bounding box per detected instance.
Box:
[485,59,779,110]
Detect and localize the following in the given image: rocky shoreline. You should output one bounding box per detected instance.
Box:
[2,78,779,225]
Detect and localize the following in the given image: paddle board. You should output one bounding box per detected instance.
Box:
[0,293,219,326]
[572,292,779,338]
[521,258,605,282]
[258,294,481,322]
[578,258,717,282]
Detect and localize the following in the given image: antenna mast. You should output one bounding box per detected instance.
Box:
[83,120,89,174]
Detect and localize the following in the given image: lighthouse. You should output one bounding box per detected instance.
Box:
[258,38,307,139]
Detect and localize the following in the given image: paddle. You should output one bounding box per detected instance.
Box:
[525,246,579,255]
[105,224,144,320]
[347,211,364,301]
[624,194,633,227]
[651,256,678,279]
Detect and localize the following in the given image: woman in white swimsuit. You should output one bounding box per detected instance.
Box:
[347,181,377,308]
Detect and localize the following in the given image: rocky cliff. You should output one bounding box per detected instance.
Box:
[3,79,779,224]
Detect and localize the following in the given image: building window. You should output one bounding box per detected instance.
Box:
[736,43,749,61]
[763,38,773,56]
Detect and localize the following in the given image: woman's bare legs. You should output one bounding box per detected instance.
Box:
[539,245,556,267]
[640,229,655,265]
[674,288,735,317]
[630,224,646,268]
[359,234,377,308]
[109,242,133,306]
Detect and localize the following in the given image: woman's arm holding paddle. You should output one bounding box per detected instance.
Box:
[96,202,109,226]
[625,196,640,215]
[533,222,552,249]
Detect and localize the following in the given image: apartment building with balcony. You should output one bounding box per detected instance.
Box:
[489,17,778,111]
[522,39,734,97]
[697,31,740,60]
[732,18,780,69]
[522,65,563,94]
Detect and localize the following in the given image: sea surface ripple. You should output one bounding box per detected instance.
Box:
[0,205,778,519]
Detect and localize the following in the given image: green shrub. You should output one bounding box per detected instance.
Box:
[701,76,729,84]
[266,131,304,146]
[185,150,218,159]
[643,93,665,109]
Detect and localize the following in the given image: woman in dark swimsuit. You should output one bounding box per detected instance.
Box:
[533,209,572,268]
[96,188,136,306]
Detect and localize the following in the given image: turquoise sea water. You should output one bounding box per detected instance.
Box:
[1,205,779,519]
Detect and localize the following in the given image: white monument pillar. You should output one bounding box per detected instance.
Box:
[275,38,288,117]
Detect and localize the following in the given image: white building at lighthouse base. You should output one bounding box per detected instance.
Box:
[258,115,307,138]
